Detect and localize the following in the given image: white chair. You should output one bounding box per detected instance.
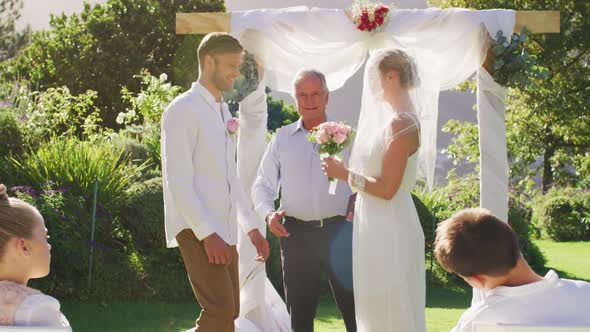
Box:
[473,322,590,332]
[0,327,72,332]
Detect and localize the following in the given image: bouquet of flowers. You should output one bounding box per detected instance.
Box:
[308,121,355,194]
[350,0,391,32]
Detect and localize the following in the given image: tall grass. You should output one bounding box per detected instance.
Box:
[10,137,148,210]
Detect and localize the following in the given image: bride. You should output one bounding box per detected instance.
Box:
[322,48,427,332]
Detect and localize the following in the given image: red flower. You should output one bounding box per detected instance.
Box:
[352,3,390,32]
[377,6,389,14]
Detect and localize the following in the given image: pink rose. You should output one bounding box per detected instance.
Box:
[227,117,239,134]
[338,125,351,136]
[333,132,347,144]
[315,128,330,144]
[324,122,340,135]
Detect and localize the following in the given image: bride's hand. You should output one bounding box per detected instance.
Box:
[321,156,348,182]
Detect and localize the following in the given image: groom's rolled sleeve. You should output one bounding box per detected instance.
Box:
[252,136,281,219]
[162,105,217,240]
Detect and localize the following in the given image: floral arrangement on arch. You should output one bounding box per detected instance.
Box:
[350,0,391,32]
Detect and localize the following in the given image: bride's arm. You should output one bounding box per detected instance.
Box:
[322,122,419,200]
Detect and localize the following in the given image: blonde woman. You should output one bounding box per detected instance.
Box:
[322,49,426,332]
[0,184,70,328]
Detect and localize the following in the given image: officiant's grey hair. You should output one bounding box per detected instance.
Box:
[292,69,329,94]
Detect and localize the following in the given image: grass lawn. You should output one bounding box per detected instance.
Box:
[61,240,589,332]
[535,239,590,282]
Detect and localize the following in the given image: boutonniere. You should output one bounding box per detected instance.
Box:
[226,117,239,135]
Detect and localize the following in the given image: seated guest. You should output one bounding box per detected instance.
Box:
[0,184,70,327]
[435,208,590,332]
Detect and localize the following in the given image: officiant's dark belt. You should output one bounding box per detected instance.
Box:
[284,215,344,228]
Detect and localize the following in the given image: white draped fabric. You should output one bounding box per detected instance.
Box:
[235,84,291,332]
[477,68,509,222]
[229,6,514,201]
[226,7,514,330]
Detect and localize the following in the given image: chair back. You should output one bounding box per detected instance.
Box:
[0,327,72,332]
[473,322,590,332]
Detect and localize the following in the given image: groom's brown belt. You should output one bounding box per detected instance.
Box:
[284,215,343,228]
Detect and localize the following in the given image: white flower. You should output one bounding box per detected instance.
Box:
[159,73,168,82]
[137,93,147,105]
[108,132,119,140]
[368,11,375,22]
[128,110,136,118]
[116,112,125,124]
[162,83,171,91]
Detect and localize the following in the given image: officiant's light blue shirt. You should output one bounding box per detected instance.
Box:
[252,117,352,221]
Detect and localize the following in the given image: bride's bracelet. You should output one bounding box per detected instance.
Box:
[348,171,366,192]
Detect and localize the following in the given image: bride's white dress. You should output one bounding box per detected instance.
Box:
[353,113,426,332]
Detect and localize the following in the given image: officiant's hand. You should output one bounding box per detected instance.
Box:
[267,210,289,238]
[203,233,232,265]
[321,156,348,182]
[248,229,270,262]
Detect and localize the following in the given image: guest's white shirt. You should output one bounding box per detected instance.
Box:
[14,294,70,328]
[252,117,352,221]
[161,82,259,247]
[452,270,590,332]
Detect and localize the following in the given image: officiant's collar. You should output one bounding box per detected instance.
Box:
[192,82,224,110]
[291,114,333,136]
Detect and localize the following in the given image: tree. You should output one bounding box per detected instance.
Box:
[431,0,590,191]
[1,0,224,127]
[0,0,30,61]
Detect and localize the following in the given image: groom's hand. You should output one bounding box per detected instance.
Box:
[203,233,231,265]
[266,210,289,238]
[248,229,270,262]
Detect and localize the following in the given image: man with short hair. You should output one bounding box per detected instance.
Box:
[253,69,356,332]
[161,32,269,332]
[435,208,590,332]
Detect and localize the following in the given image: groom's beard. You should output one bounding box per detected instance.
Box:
[212,61,236,92]
[212,72,233,92]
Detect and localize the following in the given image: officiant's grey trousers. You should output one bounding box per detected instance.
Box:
[176,229,240,332]
[281,216,357,332]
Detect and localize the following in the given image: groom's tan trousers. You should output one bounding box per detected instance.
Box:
[176,229,240,332]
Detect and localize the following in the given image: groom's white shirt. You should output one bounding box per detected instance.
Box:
[452,270,590,332]
[161,82,259,248]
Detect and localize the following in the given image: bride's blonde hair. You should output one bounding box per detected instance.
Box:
[0,184,39,261]
[378,49,420,89]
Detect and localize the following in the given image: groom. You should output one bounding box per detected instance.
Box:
[253,69,357,332]
[161,32,269,332]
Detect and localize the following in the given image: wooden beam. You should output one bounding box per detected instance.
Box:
[514,11,560,34]
[176,10,560,35]
[176,12,231,34]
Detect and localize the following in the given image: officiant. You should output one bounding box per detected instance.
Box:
[252,69,356,332]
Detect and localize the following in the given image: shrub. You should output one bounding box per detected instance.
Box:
[17,86,103,144]
[509,197,546,271]
[9,137,148,211]
[111,133,150,166]
[267,95,299,132]
[10,182,144,300]
[0,109,25,184]
[119,177,193,301]
[118,71,181,168]
[0,108,23,156]
[532,187,590,241]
